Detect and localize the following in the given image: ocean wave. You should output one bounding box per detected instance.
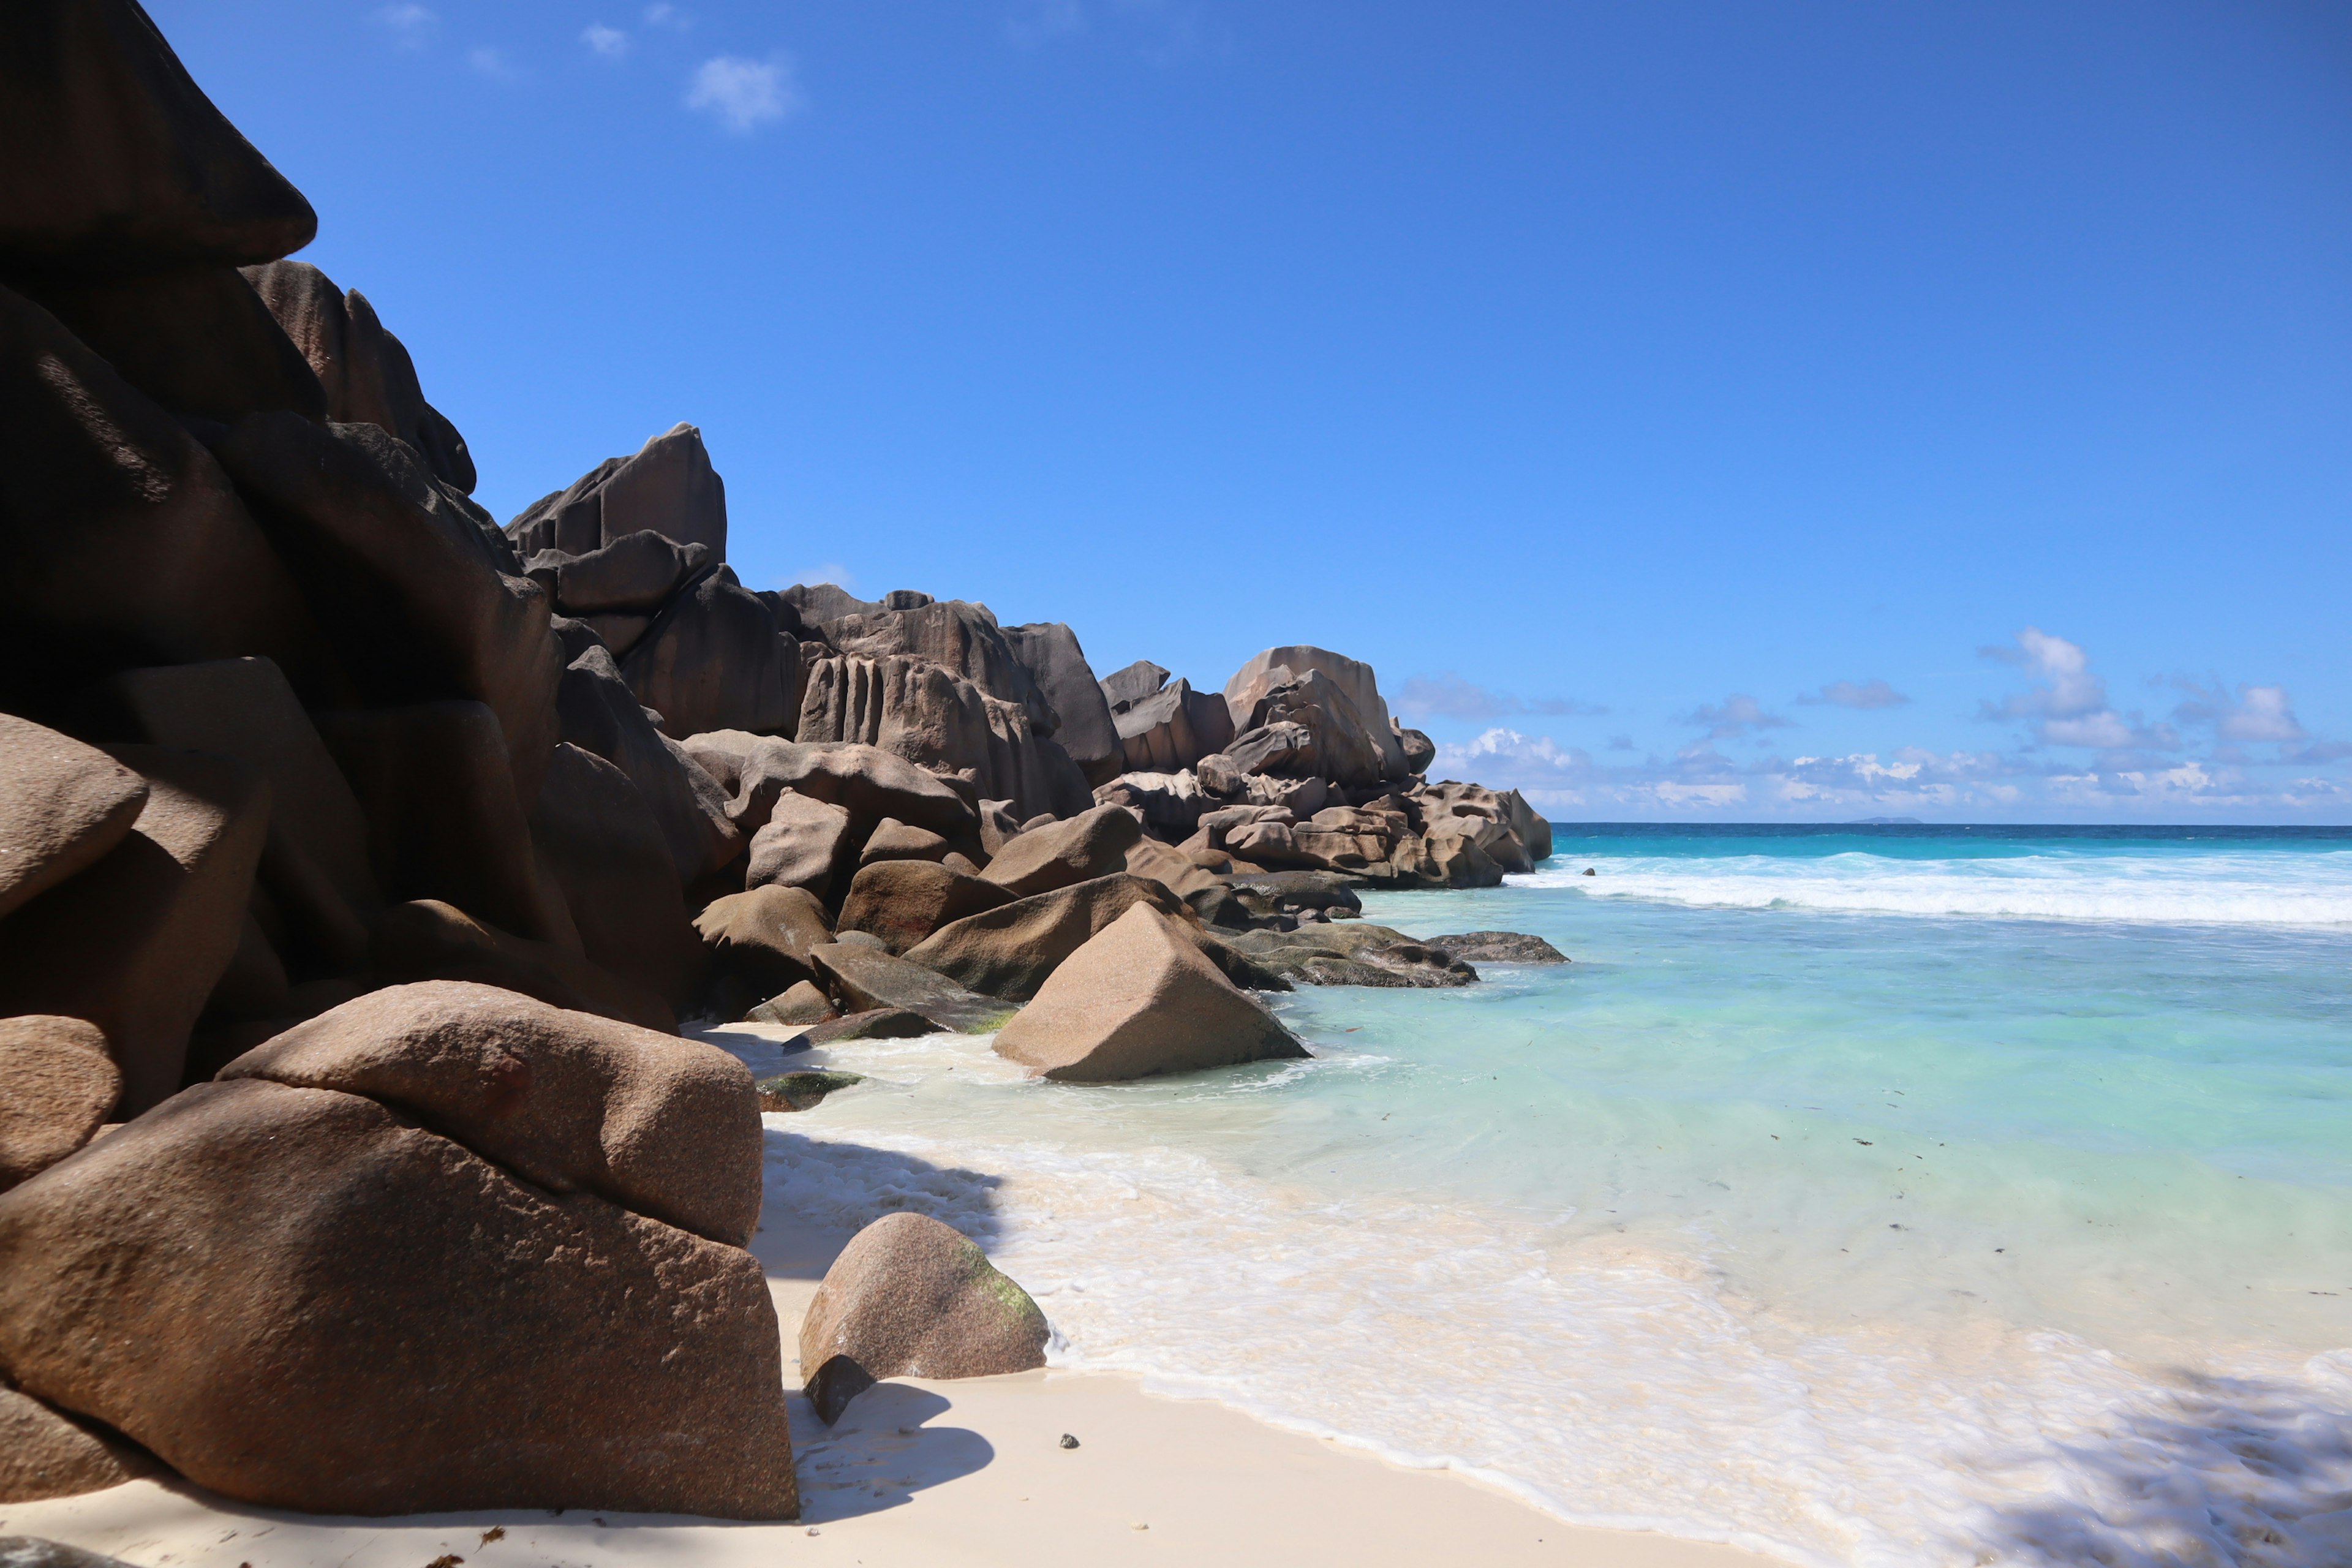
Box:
[1514,852,2352,928]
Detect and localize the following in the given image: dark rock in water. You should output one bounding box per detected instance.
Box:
[1005,622,1122,786]
[745,978,835,1027]
[1226,870,1365,921]
[799,1009,930,1046]
[0,282,340,715]
[217,414,561,801]
[241,262,475,492]
[533,530,711,616]
[685,734,979,845]
[0,1385,160,1502]
[0,0,316,279]
[505,422,728,561]
[318,701,576,950]
[1226,924,1478,989]
[1424,930,1569,965]
[0,715,149,924]
[980,803,1144,899]
[992,905,1306,1082]
[745,792,855,902]
[696,885,833,1022]
[0,745,268,1117]
[221,981,759,1245]
[0,1072,797,1518]
[622,567,795,740]
[27,266,323,424]
[1098,660,1169,714]
[0,1537,145,1567]
[370,899,674,1035]
[836,859,1013,956]
[754,1069,865,1112]
[0,1016,119,1194]
[553,638,742,887]
[810,944,1014,1034]
[529,743,708,1011]
[799,1211,1047,1423]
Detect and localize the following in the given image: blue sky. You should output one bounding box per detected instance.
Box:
[152,1,2352,821]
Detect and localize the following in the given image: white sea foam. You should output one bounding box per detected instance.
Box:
[1517,849,2352,929]
[760,1042,2352,1568]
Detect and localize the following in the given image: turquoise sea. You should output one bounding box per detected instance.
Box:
[739,826,2352,1567]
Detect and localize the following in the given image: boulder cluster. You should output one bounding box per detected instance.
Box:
[0,0,1558,1524]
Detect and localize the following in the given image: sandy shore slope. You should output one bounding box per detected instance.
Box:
[1,1188,1781,1568]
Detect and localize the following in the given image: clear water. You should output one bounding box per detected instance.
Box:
[726,826,2352,1567]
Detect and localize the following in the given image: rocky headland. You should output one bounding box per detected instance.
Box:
[0,0,1559,1526]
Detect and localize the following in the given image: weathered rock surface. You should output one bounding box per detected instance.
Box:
[745,792,855,901]
[1113,677,1235,775]
[980,802,1144,899]
[903,872,1283,1000]
[1098,660,1169,713]
[530,744,707,1010]
[754,1069,864,1112]
[1224,646,1407,782]
[992,905,1306,1082]
[1093,769,1207,840]
[0,717,149,924]
[1003,621,1121,786]
[859,816,951,865]
[695,884,833,1021]
[554,637,742,886]
[1225,924,1478,988]
[0,1385,157,1504]
[506,423,728,560]
[217,414,560,801]
[0,1017,119,1194]
[799,1212,1047,1423]
[221,981,758,1244]
[0,1536,145,1568]
[745,979,835,1027]
[788,1008,933,1046]
[686,734,978,844]
[796,653,1088,824]
[0,0,316,277]
[810,944,1014,1033]
[0,1076,796,1518]
[623,567,794,739]
[1226,870,1365,922]
[0,745,267,1115]
[823,598,1057,733]
[26,265,323,425]
[1424,930,1569,965]
[371,900,674,1035]
[836,859,1014,955]
[531,530,710,616]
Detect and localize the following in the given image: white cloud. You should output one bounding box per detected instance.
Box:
[644,2,687,26]
[375,4,436,47]
[687,54,805,134]
[584,23,630,58]
[1980,627,2176,753]
[1803,678,1910,710]
[1681,693,1793,740]
[466,45,518,80]
[2218,685,2304,744]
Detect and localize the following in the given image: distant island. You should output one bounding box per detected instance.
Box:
[1844,816,1924,826]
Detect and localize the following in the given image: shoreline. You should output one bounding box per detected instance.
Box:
[0,1197,1781,1568]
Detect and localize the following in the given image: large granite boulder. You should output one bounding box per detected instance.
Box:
[0,716,148,924]
[1093,769,1207,841]
[1416,779,1553,867]
[991,904,1306,1082]
[980,802,1144,899]
[1423,930,1569,964]
[529,744,708,1010]
[1223,646,1407,781]
[1003,621,1121,786]
[0,1049,796,1515]
[795,653,1091,824]
[685,734,978,844]
[0,282,339,715]
[744,792,855,902]
[1098,660,1168,713]
[809,944,1014,1033]
[0,1016,119,1193]
[822,598,1056,733]
[553,637,742,888]
[0,745,267,1115]
[219,982,758,1243]
[835,859,1013,954]
[900,872,1281,1003]
[693,884,832,1022]
[241,262,474,492]
[215,413,562,802]
[1224,924,1477,988]
[1112,677,1234,774]
[319,701,578,949]
[798,1212,1048,1423]
[371,900,673,1035]
[506,422,727,560]
[25,265,323,425]
[530,530,710,616]
[0,0,315,279]
[622,567,795,739]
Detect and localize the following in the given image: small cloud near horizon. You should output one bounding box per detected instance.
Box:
[1801,678,1910,710]
[1395,673,1605,723]
[584,23,629,58]
[1681,693,1793,741]
[1980,628,2177,752]
[687,54,805,134]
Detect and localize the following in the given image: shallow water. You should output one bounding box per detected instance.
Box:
[732,826,2352,1567]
